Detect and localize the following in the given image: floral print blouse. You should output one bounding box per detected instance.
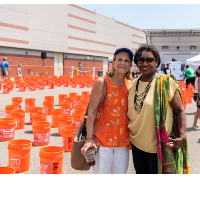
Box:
[94,76,130,148]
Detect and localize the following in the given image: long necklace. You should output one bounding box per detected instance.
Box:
[134,70,157,114]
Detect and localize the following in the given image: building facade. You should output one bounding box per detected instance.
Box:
[144,29,200,71]
[0,4,146,77]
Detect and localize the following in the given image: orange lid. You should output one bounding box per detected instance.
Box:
[8,139,32,150]
[30,107,44,113]
[51,109,65,115]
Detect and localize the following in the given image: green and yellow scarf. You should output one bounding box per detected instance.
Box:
[154,74,191,174]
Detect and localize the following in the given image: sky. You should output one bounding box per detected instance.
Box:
[77,4,200,30]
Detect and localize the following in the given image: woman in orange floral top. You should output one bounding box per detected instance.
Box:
[81,48,133,174]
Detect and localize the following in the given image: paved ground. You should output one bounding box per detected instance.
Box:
[0,82,199,174]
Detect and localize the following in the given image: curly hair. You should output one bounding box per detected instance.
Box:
[134,44,161,68]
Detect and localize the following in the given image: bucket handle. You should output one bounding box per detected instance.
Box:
[13,101,23,106]
[69,133,75,137]
[14,115,26,122]
[40,155,63,168]
[13,116,26,128]
[26,102,35,107]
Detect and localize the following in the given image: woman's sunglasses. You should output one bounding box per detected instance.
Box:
[137,57,155,64]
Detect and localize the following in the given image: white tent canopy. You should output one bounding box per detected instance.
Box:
[186,54,200,65]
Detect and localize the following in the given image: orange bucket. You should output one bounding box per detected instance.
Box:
[39,146,64,174]
[74,95,82,106]
[62,126,77,152]
[3,85,9,94]
[5,105,19,118]
[58,94,67,106]
[74,105,86,110]
[72,113,84,124]
[63,80,68,87]
[182,94,186,106]
[0,118,16,141]
[79,81,85,88]
[69,92,77,100]
[29,84,36,91]
[85,81,93,88]
[12,97,23,110]
[32,121,51,146]
[10,110,26,130]
[8,139,32,173]
[44,96,55,104]
[0,167,15,174]
[86,94,90,101]
[56,81,61,87]
[58,115,72,136]
[25,98,36,113]
[29,107,44,124]
[15,80,21,88]
[38,82,45,90]
[51,109,65,127]
[49,82,55,89]
[79,99,88,106]
[182,99,187,110]
[74,109,86,115]
[71,82,77,88]
[43,100,54,115]
[32,113,47,132]
[60,102,72,115]
[19,82,26,92]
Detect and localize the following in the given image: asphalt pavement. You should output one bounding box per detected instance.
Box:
[0,82,199,174]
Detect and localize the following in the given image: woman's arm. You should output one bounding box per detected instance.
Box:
[198,78,200,98]
[81,77,104,156]
[169,90,186,150]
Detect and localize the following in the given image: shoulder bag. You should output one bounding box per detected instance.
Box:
[71,77,107,170]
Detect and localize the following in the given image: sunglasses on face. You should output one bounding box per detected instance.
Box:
[137,57,155,64]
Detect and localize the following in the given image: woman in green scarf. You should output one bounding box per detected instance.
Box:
[128,44,191,174]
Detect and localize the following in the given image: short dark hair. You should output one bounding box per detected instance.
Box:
[134,44,161,68]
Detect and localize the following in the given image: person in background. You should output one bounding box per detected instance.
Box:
[164,63,171,74]
[193,67,200,128]
[0,57,10,83]
[181,65,195,88]
[17,63,23,80]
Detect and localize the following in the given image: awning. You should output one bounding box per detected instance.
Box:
[186,54,200,65]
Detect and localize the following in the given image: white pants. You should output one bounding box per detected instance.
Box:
[93,146,129,174]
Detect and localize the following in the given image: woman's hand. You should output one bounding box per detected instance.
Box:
[169,135,186,150]
[170,89,186,150]
[81,139,98,156]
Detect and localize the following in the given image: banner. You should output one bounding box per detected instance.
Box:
[165,61,181,71]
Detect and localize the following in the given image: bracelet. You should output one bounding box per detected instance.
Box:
[85,137,94,141]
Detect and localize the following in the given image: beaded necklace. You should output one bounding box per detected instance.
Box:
[134,70,157,114]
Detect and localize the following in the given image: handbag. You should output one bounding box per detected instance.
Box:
[71,77,107,170]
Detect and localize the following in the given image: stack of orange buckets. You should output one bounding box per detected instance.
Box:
[1,74,97,95]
